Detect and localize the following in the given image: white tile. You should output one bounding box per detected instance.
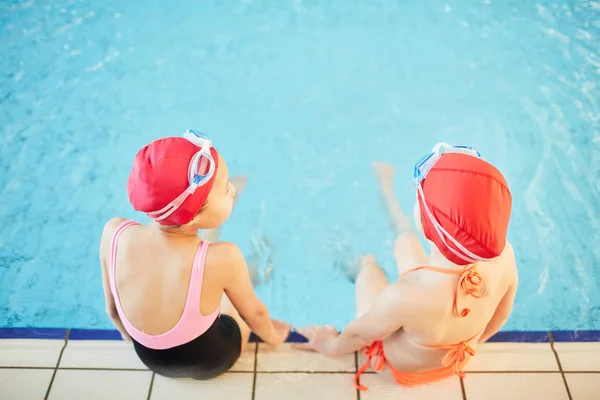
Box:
[464,373,569,400]
[566,373,600,400]
[359,373,463,400]
[257,343,355,372]
[554,343,600,371]
[48,370,152,400]
[150,373,253,400]
[465,343,559,371]
[230,342,256,372]
[59,340,147,369]
[0,339,64,367]
[0,368,54,400]
[59,340,254,371]
[255,373,355,400]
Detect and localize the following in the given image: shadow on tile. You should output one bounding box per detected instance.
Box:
[49,369,152,400]
[151,373,253,400]
[257,343,355,372]
[463,373,569,400]
[0,368,54,400]
[255,373,355,400]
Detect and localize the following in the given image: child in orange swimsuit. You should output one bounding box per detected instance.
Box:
[295,143,518,390]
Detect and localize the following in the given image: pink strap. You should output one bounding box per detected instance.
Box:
[182,240,213,316]
[108,221,220,349]
[109,220,139,282]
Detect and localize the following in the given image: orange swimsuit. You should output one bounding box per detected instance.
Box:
[354,263,488,391]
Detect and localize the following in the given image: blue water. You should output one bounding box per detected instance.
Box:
[1,0,599,332]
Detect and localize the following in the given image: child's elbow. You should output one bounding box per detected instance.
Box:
[246,303,268,327]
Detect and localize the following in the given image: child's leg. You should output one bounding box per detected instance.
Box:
[355,255,389,318]
[373,162,429,276]
[220,294,251,353]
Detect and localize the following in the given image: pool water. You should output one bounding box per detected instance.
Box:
[1,0,599,332]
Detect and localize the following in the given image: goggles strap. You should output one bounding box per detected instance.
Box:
[417,184,493,264]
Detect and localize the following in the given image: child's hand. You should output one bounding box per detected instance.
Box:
[265,319,291,347]
[293,325,340,356]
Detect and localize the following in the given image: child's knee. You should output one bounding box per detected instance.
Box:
[357,255,383,280]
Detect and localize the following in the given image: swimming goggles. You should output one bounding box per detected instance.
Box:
[414,142,490,264]
[414,142,482,184]
[147,130,216,222]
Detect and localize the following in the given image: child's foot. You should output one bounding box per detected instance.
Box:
[231,176,247,200]
[333,258,361,283]
[335,254,380,283]
[325,235,361,282]
[373,162,395,190]
[373,162,413,234]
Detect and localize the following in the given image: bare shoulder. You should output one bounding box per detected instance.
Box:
[101,217,127,241]
[205,241,244,270]
[99,217,127,258]
[103,217,127,234]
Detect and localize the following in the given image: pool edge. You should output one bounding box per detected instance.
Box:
[1,328,598,342]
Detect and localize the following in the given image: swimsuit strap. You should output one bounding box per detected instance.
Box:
[401,263,487,318]
[182,240,214,316]
[110,220,140,279]
[354,329,483,390]
[422,328,482,377]
[355,340,385,391]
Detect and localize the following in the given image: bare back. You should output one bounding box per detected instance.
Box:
[381,243,518,373]
[105,221,224,335]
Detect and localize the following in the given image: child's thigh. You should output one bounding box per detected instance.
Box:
[393,233,429,276]
[355,256,389,318]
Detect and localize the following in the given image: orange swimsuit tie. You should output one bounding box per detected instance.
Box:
[423,336,478,378]
[400,263,487,317]
[355,341,386,391]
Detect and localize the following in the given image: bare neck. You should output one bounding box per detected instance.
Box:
[149,221,200,238]
[428,242,467,270]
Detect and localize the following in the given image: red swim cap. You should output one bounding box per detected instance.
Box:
[127,137,219,226]
[418,153,512,265]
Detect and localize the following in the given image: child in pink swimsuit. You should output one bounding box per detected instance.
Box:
[99,130,290,379]
[295,143,517,390]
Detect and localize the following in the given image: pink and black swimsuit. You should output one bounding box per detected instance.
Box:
[109,220,242,379]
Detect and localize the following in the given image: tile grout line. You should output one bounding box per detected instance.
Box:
[251,370,357,374]
[44,328,70,400]
[146,373,155,400]
[251,341,259,400]
[58,367,150,372]
[5,366,591,374]
[548,331,573,400]
[355,352,360,400]
[460,377,467,400]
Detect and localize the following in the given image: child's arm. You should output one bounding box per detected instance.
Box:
[99,218,132,341]
[479,278,518,343]
[295,281,411,357]
[216,242,290,346]
[479,248,519,343]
